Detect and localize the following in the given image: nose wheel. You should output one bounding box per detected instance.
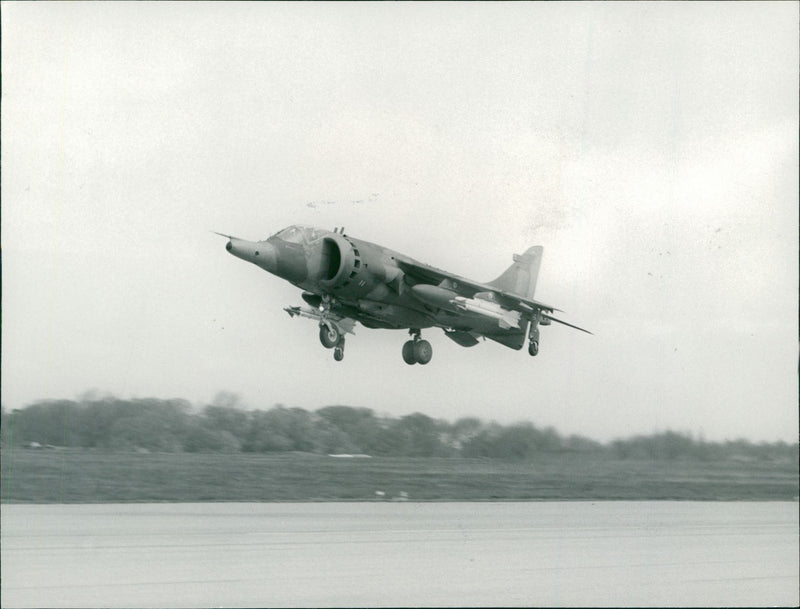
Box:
[319,323,341,349]
[402,330,432,365]
[319,323,346,361]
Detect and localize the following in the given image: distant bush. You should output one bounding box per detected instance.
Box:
[610,431,798,463]
[2,398,796,462]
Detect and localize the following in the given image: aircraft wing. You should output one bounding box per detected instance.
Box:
[396,258,592,335]
[395,258,560,313]
[540,313,593,334]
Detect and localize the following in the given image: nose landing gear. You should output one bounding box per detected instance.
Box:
[319,324,341,349]
[314,295,348,362]
[402,329,432,365]
[319,322,346,361]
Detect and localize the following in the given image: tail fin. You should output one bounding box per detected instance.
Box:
[487,246,543,299]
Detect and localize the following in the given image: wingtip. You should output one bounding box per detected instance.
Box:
[541,313,592,335]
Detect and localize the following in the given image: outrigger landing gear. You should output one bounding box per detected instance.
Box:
[402,329,432,365]
[528,317,540,356]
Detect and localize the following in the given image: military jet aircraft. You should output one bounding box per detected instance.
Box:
[217,225,590,364]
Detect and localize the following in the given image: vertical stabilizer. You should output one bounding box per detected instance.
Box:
[487,246,543,299]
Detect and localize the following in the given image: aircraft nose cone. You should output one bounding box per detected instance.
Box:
[253,242,277,273]
[225,237,277,274]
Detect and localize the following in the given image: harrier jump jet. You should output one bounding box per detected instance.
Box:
[217,225,590,364]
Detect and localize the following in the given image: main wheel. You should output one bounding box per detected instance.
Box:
[333,346,344,361]
[402,340,417,365]
[413,339,432,365]
[319,324,340,349]
[528,340,539,356]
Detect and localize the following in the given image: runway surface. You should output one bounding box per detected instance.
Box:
[2,501,797,607]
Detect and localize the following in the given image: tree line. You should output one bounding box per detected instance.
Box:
[1,395,796,462]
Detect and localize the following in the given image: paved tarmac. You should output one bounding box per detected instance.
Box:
[2,501,797,607]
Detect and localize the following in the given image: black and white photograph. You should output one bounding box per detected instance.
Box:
[1,2,798,607]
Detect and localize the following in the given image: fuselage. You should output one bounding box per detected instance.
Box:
[226,225,435,330]
[225,225,509,334]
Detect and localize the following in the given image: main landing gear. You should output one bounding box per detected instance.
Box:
[402,329,432,365]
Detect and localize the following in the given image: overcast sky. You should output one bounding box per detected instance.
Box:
[2,1,797,442]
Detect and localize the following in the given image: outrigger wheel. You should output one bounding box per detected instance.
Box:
[528,317,540,357]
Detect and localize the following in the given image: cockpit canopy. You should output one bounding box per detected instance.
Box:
[270,225,327,244]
